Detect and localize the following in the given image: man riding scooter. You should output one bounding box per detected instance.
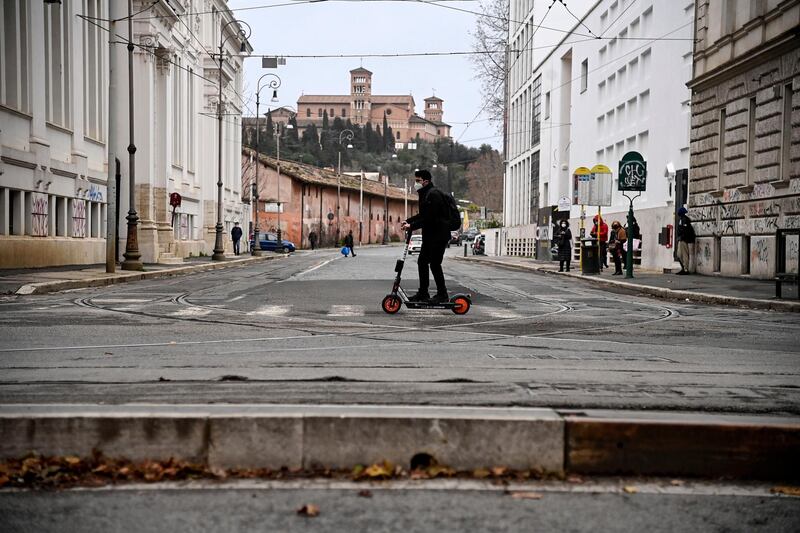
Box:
[400,169,451,304]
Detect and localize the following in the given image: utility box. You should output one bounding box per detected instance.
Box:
[581,239,600,275]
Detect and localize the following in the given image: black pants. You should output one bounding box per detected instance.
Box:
[559,257,570,271]
[418,240,447,294]
[612,244,624,273]
[600,242,608,268]
[233,239,240,255]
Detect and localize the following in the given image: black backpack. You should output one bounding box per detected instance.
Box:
[439,191,462,231]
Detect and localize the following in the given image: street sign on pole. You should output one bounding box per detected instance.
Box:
[588,164,613,206]
[618,151,647,191]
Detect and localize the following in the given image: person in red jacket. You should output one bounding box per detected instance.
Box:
[590,215,609,270]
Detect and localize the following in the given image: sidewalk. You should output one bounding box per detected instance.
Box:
[0,253,287,296]
[456,255,800,312]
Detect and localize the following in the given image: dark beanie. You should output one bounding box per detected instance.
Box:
[678,207,688,215]
[415,169,432,181]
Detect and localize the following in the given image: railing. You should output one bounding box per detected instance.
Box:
[775,229,799,299]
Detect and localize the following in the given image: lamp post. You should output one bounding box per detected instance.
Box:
[336,129,354,244]
[121,0,142,270]
[212,19,251,261]
[252,74,281,256]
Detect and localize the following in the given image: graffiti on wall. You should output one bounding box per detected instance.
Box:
[71,199,86,238]
[31,194,48,237]
[87,185,103,202]
[751,238,770,264]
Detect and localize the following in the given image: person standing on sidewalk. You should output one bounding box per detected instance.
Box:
[676,207,696,275]
[400,169,451,303]
[343,230,356,257]
[556,220,572,272]
[609,221,627,275]
[590,215,609,270]
[308,230,317,250]
[231,222,243,256]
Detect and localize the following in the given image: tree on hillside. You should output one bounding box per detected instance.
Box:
[382,112,394,151]
[470,0,509,133]
[322,110,330,130]
[464,144,504,210]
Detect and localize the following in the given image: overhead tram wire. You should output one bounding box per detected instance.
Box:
[557,0,597,38]
[597,0,639,38]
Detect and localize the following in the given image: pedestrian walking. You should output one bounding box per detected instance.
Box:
[609,220,627,275]
[590,215,609,270]
[231,221,243,256]
[400,169,451,303]
[676,207,696,275]
[344,230,356,257]
[308,230,317,250]
[555,220,572,272]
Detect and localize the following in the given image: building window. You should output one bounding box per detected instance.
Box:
[718,107,726,189]
[544,91,551,120]
[747,96,756,186]
[318,108,322,117]
[45,0,72,127]
[171,58,183,166]
[83,0,104,140]
[306,108,311,117]
[530,151,540,218]
[531,76,542,147]
[580,59,588,93]
[187,68,195,171]
[396,131,400,140]
[1,0,30,112]
[329,108,334,117]
[341,108,346,117]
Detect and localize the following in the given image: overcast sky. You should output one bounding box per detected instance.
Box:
[229,0,594,149]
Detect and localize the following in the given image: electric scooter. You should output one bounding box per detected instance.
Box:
[381,231,471,315]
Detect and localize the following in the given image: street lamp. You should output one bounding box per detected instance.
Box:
[121,0,142,270]
[336,129,354,243]
[252,73,282,256]
[212,19,251,261]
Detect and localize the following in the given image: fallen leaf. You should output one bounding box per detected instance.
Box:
[566,474,584,484]
[491,466,508,477]
[64,456,81,466]
[364,463,392,478]
[473,468,491,479]
[358,489,373,498]
[510,491,543,500]
[670,479,685,486]
[622,486,638,494]
[297,504,320,517]
[351,464,365,477]
[771,486,800,497]
[427,465,455,478]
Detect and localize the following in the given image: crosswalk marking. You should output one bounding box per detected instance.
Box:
[249,305,292,317]
[327,305,365,317]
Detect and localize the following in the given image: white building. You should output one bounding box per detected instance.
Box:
[0,0,249,269]
[499,0,695,270]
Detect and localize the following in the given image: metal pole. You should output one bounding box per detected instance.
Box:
[383,174,388,245]
[404,177,408,220]
[276,130,282,246]
[625,197,635,278]
[337,150,341,245]
[252,93,262,255]
[121,0,142,270]
[212,42,226,260]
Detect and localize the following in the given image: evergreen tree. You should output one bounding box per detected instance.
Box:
[382,112,394,151]
[375,125,383,152]
[365,123,376,153]
[322,110,330,131]
[332,117,344,131]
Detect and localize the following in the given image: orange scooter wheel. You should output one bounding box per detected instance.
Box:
[381,295,402,314]
[451,296,471,315]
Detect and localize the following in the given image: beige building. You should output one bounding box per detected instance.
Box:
[296,68,451,146]
[687,0,799,278]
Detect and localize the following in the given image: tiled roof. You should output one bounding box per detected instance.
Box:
[350,67,372,74]
[297,95,351,103]
[243,148,415,202]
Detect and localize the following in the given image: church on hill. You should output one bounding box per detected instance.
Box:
[296,68,451,147]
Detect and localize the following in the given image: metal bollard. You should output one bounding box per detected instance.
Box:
[464,243,468,257]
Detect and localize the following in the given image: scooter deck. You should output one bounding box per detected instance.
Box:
[404,301,457,310]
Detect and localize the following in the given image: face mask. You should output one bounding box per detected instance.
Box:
[413,182,424,191]
[560,223,566,228]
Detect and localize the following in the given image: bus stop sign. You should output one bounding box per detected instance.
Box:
[618,151,647,192]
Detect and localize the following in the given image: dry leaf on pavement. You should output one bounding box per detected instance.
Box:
[297,504,320,517]
[566,475,584,484]
[491,466,508,476]
[358,489,373,498]
[771,486,800,497]
[669,479,685,486]
[473,468,491,479]
[509,491,543,500]
[622,486,638,494]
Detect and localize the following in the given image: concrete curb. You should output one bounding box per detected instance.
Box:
[1,405,798,480]
[455,256,800,313]
[14,254,286,296]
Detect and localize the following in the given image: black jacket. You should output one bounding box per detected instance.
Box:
[406,184,451,244]
[344,234,354,248]
[677,214,695,243]
[231,226,243,241]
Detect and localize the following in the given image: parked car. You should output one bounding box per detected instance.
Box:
[408,234,423,254]
[249,232,296,253]
[449,231,462,245]
[472,234,485,255]
[463,228,479,242]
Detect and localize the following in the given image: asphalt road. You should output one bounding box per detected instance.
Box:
[1,479,798,533]
[1,245,799,413]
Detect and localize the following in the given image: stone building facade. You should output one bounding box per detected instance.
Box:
[688,0,800,278]
[241,150,417,248]
[296,68,451,147]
